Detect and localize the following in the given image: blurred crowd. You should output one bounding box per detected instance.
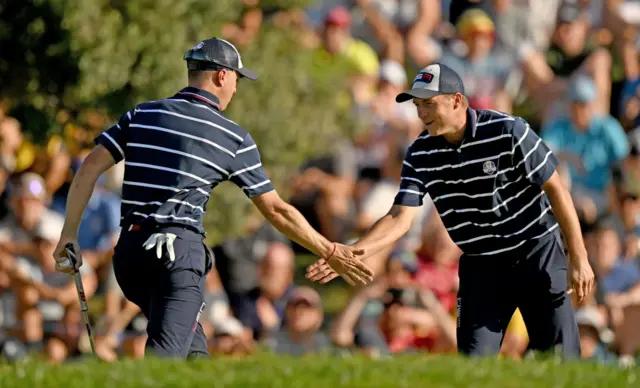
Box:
[2,0,640,368]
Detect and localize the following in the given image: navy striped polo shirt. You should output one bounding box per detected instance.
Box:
[395,108,560,256]
[94,86,275,235]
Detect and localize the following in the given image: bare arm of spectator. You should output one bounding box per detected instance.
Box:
[406,0,441,67]
[418,289,457,348]
[606,283,640,309]
[355,0,404,63]
[330,278,388,347]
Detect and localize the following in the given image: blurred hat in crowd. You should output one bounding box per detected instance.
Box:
[568,75,597,103]
[575,306,614,343]
[13,172,47,201]
[380,59,407,87]
[287,286,322,309]
[557,2,582,25]
[324,5,351,28]
[456,9,495,39]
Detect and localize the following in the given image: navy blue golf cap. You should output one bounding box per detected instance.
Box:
[396,63,465,102]
[184,37,258,80]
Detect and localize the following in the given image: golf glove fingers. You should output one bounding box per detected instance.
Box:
[143,233,177,261]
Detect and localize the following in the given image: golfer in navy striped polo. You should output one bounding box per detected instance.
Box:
[53,37,373,359]
[307,63,594,358]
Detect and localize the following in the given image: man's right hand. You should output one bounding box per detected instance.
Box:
[306,244,374,286]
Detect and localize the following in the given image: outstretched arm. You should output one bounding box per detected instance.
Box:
[230,134,373,285]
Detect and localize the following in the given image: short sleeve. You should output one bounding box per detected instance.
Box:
[228,134,275,198]
[393,148,427,207]
[602,117,629,164]
[94,109,134,163]
[511,118,559,186]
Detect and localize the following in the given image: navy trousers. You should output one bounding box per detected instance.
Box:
[112,225,213,358]
[456,230,581,359]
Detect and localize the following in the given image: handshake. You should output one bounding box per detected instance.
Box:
[305,243,375,286]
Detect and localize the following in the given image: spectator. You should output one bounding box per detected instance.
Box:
[542,75,629,225]
[213,221,295,340]
[520,2,612,125]
[319,5,380,105]
[331,272,456,356]
[264,287,330,356]
[575,306,618,364]
[0,173,97,359]
[591,221,640,365]
[440,8,514,112]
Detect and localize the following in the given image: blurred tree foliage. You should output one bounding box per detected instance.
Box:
[0,0,362,243]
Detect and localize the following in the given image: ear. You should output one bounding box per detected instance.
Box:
[453,93,464,109]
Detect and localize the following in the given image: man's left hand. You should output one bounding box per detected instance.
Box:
[53,237,82,274]
[567,254,595,302]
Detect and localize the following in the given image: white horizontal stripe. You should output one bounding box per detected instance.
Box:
[135,108,244,141]
[132,212,199,223]
[172,97,240,127]
[401,177,425,187]
[476,117,514,126]
[440,185,533,218]
[461,134,512,148]
[123,181,181,192]
[129,123,234,156]
[242,180,271,191]
[101,133,125,159]
[166,199,206,212]
[125,162,211,184]
[466,224,559,256]
[236,144,257,154]
[433,175,524,203]
[230,163,262,177]
[127,143,228,176]
[123,199,205,213]
[455,206,552,245]
[398,189,424,196]
[446,191,545,232]
[526,150,553,179]
[411,148,454,156]
[414,151,512,172]
[403,161,415,170]
[196,188,210,196]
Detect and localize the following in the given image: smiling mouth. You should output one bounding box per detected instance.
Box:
[424,120,434,126]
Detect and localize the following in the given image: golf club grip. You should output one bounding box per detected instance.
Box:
[64,243,78,267]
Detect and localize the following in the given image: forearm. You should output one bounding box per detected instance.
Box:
[544,179,587,260]
[353,213,411,257]
[61,165,99,238]
[265,202,333,258]
[331,294,369,346]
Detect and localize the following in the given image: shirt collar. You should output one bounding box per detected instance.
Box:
[466,107,478,140]
[176,86,221,110]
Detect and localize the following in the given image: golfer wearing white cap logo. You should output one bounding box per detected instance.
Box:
[308,63,594,359]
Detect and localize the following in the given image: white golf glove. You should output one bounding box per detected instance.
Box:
[143,233,177,262]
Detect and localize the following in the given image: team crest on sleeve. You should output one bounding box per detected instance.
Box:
[482,160,497,174]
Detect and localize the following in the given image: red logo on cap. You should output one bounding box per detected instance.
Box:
[420,73,434,83]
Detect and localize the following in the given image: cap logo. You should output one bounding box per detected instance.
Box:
[193,41,204,50]
[414,72,434,84]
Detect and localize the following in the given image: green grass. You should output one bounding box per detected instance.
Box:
[0,353,637,387]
